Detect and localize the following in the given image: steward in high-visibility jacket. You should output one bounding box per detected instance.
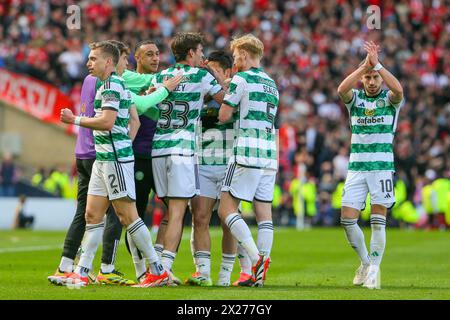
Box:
[289,178,317,217]
[272,184,282,209]
[31,173,43,187]
[240,201,254,218]
[431,178,450,215]
[422,183,435,215]
[360,194,371,221]
[392,179,419,224]
[43,170,60,196]
[331,181,344,211]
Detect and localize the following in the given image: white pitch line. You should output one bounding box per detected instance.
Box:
[0,245,63,254]
[0,229,225,254]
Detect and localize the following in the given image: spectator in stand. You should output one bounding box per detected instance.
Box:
[333,146,349,181]
[13,194,34,229]
[31,167,47,188]
[58,38,84,86]
[0,152,17,197]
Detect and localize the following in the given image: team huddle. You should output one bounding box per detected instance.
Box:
[49,32,403,290]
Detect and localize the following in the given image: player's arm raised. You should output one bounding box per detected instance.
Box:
[337,56,372,104]
[128,105,140,141]
[365,41,403,104]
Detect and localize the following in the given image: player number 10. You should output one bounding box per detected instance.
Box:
[379,179,393,193]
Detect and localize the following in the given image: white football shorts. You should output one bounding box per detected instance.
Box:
[342,170,395,211]
[198,165,227,199]
[221,161,276,203]
[88,160,136,201]
[152,155,200,199]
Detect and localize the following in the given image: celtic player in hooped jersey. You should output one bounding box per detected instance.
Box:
[218,34,279,287]
[60,41,168,287]
[184,51,241,287]
[337,41,404,290]
[150,33,226,276]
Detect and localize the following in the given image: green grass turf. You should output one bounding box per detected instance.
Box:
[0,227,449,300]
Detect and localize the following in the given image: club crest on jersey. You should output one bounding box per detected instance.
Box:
[166,75,190,82]
[364,108,376,116]
[81,103,86,114]
[376,99,385,108]
[103,92,119,102]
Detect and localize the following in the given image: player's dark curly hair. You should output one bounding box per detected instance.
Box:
[171,32,204,62]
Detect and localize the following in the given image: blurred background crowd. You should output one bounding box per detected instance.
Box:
[0,0,449,229]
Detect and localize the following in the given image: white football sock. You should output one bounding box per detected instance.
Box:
[225,213,260,264]
[126,231,147,279]
[195,251,211,277]
[237,244,252,275]
[257,220,274,256]
[76,222,104,274]
[100,263,115,274]
[218,253,235,281]
[154,244,163,258]
[127,218,164,275]
[59,256,74,273]
[161,250,176,272]
[370,214,387,266]
[341,217,370,265]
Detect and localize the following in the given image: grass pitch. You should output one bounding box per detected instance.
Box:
[0,227,449,300]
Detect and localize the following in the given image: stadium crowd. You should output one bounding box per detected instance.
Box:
[0,0,449,228]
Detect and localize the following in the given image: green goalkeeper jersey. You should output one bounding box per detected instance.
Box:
[122,69,168,121]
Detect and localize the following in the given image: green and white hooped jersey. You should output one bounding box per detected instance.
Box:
[223,67,279,170]
[345,89,404,172]
[199,100,235,166]
[151,63,222,158]
[93,73,134,163]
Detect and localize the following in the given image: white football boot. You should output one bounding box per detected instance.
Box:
[353,263,370,285]
[363,265,381,289]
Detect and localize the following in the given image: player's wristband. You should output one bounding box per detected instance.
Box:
[74,116,81,126]
[373,63,383,71]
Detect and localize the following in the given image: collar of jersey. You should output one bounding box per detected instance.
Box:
[250,66,263,72]
[174,63,191,71]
